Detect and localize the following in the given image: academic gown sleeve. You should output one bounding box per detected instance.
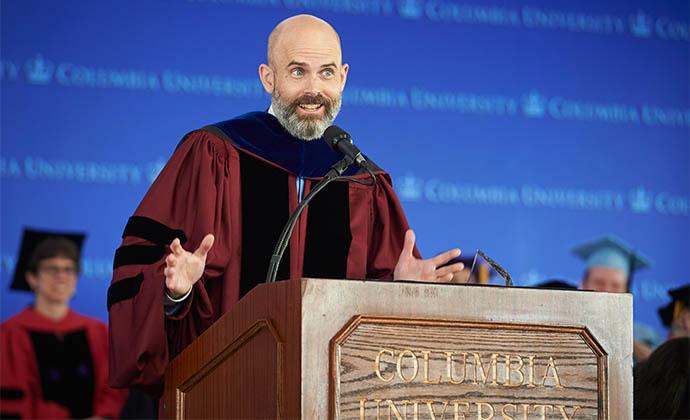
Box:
[107,130,238,394]
[351,172,420,280]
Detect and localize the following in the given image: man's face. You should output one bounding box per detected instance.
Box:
[581,267,628,293]
[260,23,349,140]
[26,256,78,305]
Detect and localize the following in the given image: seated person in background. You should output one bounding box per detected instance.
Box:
[0,229,128,419]
[658,284,690,340]
[535,279,577,290]
[633,337,689,419]
[446,255,495,284]
[572,235,661,363]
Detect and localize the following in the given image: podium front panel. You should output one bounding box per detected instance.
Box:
[299,279,631,419]
[332,316,605,419]
[175,319,283,419]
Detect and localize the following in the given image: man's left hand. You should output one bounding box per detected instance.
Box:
[393,229,464,282]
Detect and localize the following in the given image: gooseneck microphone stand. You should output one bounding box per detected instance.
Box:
[265,156,354,284]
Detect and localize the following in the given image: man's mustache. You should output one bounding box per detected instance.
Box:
[293,94,329,106]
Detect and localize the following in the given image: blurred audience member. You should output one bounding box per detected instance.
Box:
[572,235,661,363]
[633,337,689,419]
[445,254,495,284]
[0,229,127,419]
[659,284,690,340]
[535,279,578,290]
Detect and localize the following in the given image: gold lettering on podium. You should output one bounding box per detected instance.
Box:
[421,351,441,384]
[541,357,563,388]
[501,403,517,420]
[358,399,583,420]
[476,402,495,420]
[526,355,537,388]
[532,404,554,420]
[453,402,470,420]
[503,354,524,387]
[556,405,580,420]
[445,351,467,384]
[373,350,565,389]
[342,318,604,420]
[425,400,449,420]
[387,399,404,420]
[397,350,419,383]
[375,349,395,382]
[473,353,499,385]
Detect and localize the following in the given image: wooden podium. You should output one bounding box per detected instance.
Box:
[162,278,632,419]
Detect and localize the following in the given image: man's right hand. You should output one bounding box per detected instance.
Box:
[164,234,215,298]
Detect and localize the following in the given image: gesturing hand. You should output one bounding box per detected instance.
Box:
[393,230,464,283]
[164,234,215,298]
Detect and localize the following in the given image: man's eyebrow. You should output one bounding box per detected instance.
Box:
[287,61,307,68]
[285,61,338,69]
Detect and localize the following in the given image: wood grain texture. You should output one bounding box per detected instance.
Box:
[178,320,282,419]
[300,279,631,419]
[160,279,632,419]
[162,278,303,419]
[332,317,606,419]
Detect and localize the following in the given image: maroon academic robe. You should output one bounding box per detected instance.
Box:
[107,112,417,395]
[0,308,128,419]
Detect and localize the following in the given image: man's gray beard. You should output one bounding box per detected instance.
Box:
[271,94,341,141]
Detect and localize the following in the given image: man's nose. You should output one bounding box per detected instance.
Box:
[302,74,322,95]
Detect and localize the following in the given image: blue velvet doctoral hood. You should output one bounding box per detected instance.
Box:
[210,111,360,178]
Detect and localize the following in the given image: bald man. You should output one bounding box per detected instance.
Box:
[261,15,346,140]
[107,15,463,394]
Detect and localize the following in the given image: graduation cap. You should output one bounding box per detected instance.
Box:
[535,279,578,290]
[658,284,690,327]
[10,228,86,292]
[442,253,497,284]
[572,235,651,284]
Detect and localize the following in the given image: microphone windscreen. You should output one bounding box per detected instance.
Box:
[323,125,349,152]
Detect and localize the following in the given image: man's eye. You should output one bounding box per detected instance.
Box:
[322,69,335,77]
[291,68,304,77]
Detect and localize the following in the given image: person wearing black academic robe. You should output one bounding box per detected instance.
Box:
[0,307,128,419]
[107,111,418,395]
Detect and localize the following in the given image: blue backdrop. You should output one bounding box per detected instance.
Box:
[1,0,688,337]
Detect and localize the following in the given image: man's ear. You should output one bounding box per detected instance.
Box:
[25,271,38,290]
[681,309,690,330]
[259,64,274,94]
[340,63,349,92]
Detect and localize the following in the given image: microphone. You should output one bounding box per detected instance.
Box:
[265,125,377,284]
[265,130,357,284]
[323,126,367,167]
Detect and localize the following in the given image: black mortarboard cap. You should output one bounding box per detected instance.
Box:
[442,253,497,284]
[535,279,578,290]
[10,228,86,292]
[658,284,690,327]
[443,255,476,267]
